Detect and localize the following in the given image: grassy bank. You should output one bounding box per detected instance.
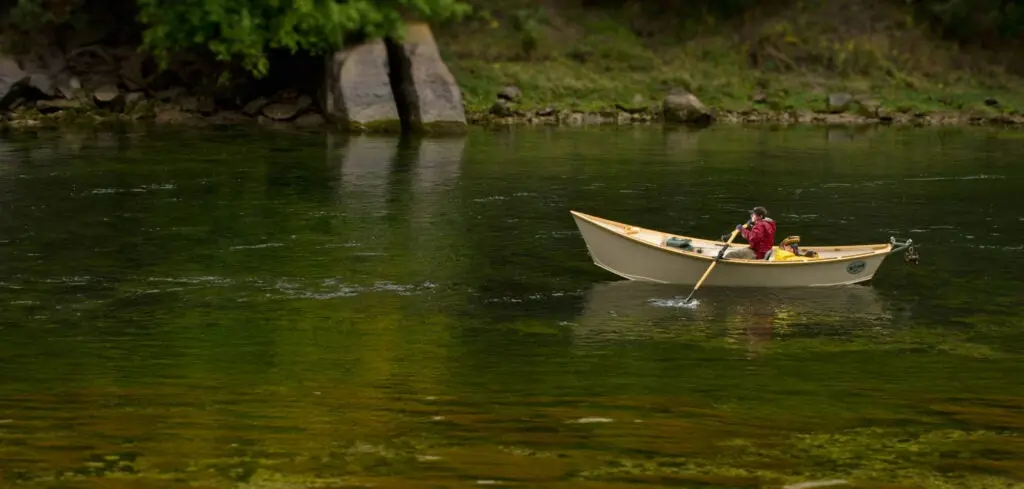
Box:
[2,0,1022,131]
[435,0,1024,125]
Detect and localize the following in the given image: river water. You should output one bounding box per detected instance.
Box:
[1,125,1022,488]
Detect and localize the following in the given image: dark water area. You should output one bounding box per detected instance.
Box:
[1,125,1022,488]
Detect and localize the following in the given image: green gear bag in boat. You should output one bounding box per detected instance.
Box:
[664,236,694,250]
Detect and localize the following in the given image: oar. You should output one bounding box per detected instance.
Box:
[684,223,745,303]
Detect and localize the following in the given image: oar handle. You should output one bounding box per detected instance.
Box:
[715,224,745,256]
[684,223,744,302]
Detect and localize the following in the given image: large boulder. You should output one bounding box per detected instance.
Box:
[0,57,33,110]
[262,95,312,121]
[322,40,401,132]
[385,21,467,133]
[17,46,70,98]
[662,89,713,126]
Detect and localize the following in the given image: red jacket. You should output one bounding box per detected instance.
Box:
[741,218,777,259]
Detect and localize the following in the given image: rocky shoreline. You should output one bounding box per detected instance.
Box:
[469,105,1024,128]
[5,99,1022,132]
[2,20,1022,133]
[0,21,474,134]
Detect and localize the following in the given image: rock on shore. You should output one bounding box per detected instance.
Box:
[0,57,33,110]
[1,24,471,134]
[323,40,402,132]
[663,89,713,126]
[385,22,467,133]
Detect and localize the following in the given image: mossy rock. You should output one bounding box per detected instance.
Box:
[346,119,403,133]
[411,120,469,135]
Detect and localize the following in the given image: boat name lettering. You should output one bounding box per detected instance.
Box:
[846,260,866,275]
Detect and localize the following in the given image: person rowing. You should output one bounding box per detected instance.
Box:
[724,206,776,260]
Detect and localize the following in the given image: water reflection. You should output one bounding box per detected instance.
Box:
[329,133,465,213]
[412,137,464,194]
[573,280,890,355]
[330,134,398,217]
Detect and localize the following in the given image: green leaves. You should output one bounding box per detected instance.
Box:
[132,0,471,77]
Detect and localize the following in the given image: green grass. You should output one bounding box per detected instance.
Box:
[434,2,1024,118]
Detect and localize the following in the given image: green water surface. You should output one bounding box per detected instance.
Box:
[1,125,1022,489]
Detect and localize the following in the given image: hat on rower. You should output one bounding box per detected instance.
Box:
[750,206,768,218]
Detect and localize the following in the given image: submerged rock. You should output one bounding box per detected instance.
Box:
[323,40,401,131]
[386,21,467,132]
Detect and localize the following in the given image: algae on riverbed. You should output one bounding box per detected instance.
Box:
[2,126,1023,489]
[6,423,1022,488]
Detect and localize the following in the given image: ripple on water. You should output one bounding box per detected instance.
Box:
[905,174,1005,181]
[271,279,438,300]
[648,298,700,309]
[318,241,361,248]
[533,231,578,239]
[228,243,285,250]
[966,244,1024,251]
[146,276,232,285]
[85,184,176,195]
[481,290,584,304]
[0,275,443,309]
[473,196,508,202]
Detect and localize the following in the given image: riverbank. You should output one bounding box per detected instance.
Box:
[4,97,1022,132]
[437,0,1024,129]
[2,0,1022,132]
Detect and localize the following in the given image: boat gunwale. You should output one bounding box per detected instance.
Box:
[570,210,893,267]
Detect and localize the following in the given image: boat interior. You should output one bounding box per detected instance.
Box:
[575,212,890,262]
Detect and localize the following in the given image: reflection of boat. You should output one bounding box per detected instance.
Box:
[570,211,913,287]
[572,280,890,344]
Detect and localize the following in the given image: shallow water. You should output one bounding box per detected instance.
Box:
[1,125,1023,488]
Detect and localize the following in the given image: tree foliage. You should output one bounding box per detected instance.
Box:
[580,0,1024,44]
[5,0,471,77]
[910,0,1024,44]
[135,0,471,77]
[4,0,1021,78]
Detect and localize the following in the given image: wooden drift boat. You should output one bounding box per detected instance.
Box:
[570,210,915,287]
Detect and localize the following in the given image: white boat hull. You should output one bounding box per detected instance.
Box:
[571,211,903,288]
